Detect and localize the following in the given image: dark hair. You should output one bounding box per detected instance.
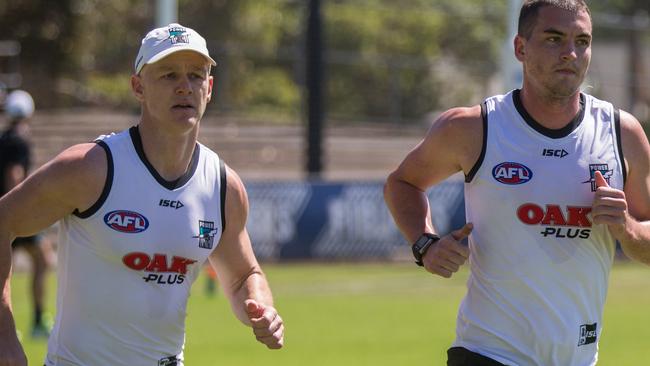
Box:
[518,0,591,39]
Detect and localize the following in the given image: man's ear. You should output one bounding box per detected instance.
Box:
[131,74,145,102]
[514,35,526,62]
[206,75,215,103]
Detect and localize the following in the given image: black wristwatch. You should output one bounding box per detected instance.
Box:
[412,233,440,266]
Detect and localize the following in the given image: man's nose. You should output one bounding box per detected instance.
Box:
[560,43,578,62]
[176,75,193,94]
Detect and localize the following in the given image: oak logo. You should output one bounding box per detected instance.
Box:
[122,252,198,285]
[517,203,592,239]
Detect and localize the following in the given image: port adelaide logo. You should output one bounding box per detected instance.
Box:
[492,162,533,185]
[582,163,613,192]
[193,220,218,249]
[168,26,190,44]
[104,210,149,233]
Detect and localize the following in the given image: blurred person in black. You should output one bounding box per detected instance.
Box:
[0,90,51,339]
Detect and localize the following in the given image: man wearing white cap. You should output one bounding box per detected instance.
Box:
[0,23,284,366]
[0,90,52,340]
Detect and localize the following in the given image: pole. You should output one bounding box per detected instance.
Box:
[501,0,522,91]
[306,0,324,178]
[156,0,178,27]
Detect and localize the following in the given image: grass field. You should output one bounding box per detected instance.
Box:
[11,262,650,365]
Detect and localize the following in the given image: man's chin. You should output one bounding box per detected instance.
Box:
[546,83,583,99]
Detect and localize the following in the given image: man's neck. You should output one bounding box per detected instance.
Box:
[519,87,582,130]
[137,120,199,182]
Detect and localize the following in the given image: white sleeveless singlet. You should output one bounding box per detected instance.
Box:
[454,90,624,366]
[45,126,226,366]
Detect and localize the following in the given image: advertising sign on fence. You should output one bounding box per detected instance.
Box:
[246,179,465,261]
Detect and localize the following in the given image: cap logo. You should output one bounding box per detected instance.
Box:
[168,26,190,45]
[135,23,216,73]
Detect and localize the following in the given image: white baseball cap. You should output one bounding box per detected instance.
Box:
[5,90,35,119]
[134,23,217,74]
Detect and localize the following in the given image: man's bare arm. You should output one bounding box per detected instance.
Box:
[208,165,283,349]
[0,143,107,365]
[593,111,650,264]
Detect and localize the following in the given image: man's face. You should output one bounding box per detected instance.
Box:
[132,50,213,130]
[515,6,592,98]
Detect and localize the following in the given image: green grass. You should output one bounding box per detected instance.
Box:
[11,262,650,365]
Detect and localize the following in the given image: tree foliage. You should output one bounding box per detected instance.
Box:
[0,0,508,121]
[0,0,79,105]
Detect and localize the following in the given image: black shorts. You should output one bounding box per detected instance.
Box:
[11,235,40,248]
[447,347,506,366]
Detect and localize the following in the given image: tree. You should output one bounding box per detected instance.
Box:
[0,0,78,106]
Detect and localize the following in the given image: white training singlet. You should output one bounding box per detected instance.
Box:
[45,126,226,366]
[454,90,624,366]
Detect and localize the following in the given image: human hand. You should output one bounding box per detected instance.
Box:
[592,170,628,237]
[0,333,27,366]
[422,223,472,278]
[245,299,284,349]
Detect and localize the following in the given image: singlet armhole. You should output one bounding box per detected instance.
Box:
[219,158,227,231]
[73,140,114,218]
[613,108,627,185]
[464,102,488,183]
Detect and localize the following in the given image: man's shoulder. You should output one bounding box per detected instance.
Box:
[581,92,615,109]
[94,128,130,145]
[436,91,513,126]
[197,141,220,160]
[49,143,109,178]
[433,104,483,135]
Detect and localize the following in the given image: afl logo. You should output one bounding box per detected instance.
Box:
[492,162,533,185]
[104,210,149,233]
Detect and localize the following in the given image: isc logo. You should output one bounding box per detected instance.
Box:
[542,148,568,158]
[159,199,184,209]
[492,162,533,185]
[104,210,149,233]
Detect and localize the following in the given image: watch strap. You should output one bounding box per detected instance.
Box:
[412,233,440,266]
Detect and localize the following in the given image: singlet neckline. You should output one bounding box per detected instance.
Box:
[512,89,586,139]
[129,125,200,190]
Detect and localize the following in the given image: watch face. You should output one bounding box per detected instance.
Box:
[414,236,432,254]
[412,234,439,266]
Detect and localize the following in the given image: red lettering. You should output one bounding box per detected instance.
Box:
[123,252,198,275]
[517,203,544,224]
[169,256,198,275]
[567,206,592,227]
[122,252,150,270]
[541,205,567,225]
[146,254,170,272]
[518,203,593,228]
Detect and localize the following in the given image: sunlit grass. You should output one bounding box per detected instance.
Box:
[12,262,650,365]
